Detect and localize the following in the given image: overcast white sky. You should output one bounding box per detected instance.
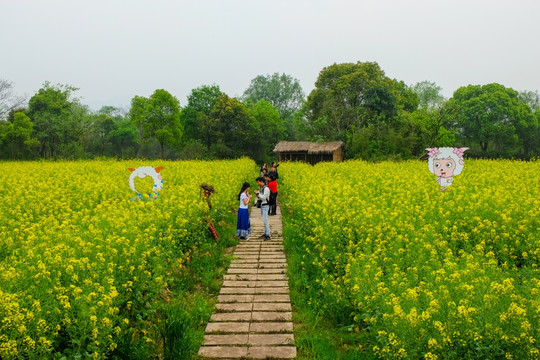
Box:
[1,0,539,111]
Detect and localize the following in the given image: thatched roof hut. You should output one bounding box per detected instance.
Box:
[273,141,344,164]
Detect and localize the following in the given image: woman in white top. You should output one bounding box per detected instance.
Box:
[236,182,252,240]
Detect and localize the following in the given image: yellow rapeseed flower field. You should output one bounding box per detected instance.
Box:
[280,159,539,359]
[0,158,255,359]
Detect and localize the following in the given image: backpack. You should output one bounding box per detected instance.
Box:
[268,192,276,206]
[260,185,273,206]
[266,186,276,206]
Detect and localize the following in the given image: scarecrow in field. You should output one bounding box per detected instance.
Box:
[426,147,469,191]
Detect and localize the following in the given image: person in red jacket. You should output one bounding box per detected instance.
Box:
[267,173,278,216]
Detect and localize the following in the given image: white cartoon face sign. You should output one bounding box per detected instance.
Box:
[128,166,164,199]
[426,147,468,191]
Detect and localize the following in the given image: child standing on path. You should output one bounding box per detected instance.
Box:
[236,182,252,240]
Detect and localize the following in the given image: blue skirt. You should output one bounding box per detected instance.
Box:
[236,208,252,237]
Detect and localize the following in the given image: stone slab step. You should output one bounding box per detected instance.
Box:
[198,346,296,359]
[223,280,289,288]
[251,312,292,322]
[203,334,294,346]
[248,334,294,345]
[220,287,289,295]
[226,269,259,274]
[204,334,248,345]
[258,264,287,269]
[256,268,287,274]
[247,346,296,359]
[229,263,259,268]
[215,303,253,312]
[249,322,293,333]
[205,322,294,334]
[224,274,288,281]
[214,302,291,313]
[217,295,254,303]
[253,303,292,311]
[210,312,251,322]
[205,322,250,333]
[253,295,290,302]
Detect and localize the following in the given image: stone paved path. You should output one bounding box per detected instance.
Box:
[198,204,296,359]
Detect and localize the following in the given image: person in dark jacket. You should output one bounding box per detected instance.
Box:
[267,173,278,216]
[268,163,279,180]
[264,172,271,185]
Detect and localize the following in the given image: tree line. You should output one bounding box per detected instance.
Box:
[1,62,539,162]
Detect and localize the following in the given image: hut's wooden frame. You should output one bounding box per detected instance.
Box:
[273,141,344,164]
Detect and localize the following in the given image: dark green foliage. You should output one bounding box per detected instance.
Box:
[129,89,183,159]
[180,84,223,146]
[108,118,139,158]
[27,82,84,158]
[246,99,285,161]
[301,61,422,160]
[449,83,539,158]
[0,112,39,159]
[242,73,305,139]
[179,84,285,163]
[1,73,539,161]
[209,94,260,158]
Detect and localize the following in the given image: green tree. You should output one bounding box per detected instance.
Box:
[449,83,537,157]
[208,94,260,159]
[85,106,137,158]
[247,99,284,160]
[519,90,540,113]
[242,73,304,139]
[0,112,39,159]
[180,85,222,146]
[129,89,182,159]
[109,118,139,158]
[97,105,127,119]
[303,61,419,159]
[82,113,117,156]
[409,107,456,150]
[533,111,540,156]
[412,80,446,110]
[27,82,85,158]
[305,62,416,135]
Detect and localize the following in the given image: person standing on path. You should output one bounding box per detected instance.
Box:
[254,176,271,240]
[267,173,278,216]
[259,163,268,177]
[268,163,279,180]
[236,182,252,240]
[263,173,276,215]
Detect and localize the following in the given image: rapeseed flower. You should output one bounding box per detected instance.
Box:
[0,158,255,358]
[280,159,539,359]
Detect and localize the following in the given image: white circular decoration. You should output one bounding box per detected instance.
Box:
[128,166,164,199]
